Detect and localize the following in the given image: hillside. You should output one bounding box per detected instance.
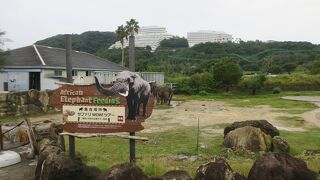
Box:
[35,31,117,54]
[35,32,320,75]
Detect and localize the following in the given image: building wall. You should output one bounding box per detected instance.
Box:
[110,26,173,51]
[41,69,60,90]
[8,72,29,91]
[187,30,233,47]
[0,72,8,91]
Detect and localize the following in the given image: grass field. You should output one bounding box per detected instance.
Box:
[66,126,320,177]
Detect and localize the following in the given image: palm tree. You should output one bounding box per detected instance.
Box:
[115,25,128,67]
[125,19,139,71]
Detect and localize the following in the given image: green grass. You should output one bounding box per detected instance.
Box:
[276,116,305,126]
[66,126,320,178]
[280,129,320,155]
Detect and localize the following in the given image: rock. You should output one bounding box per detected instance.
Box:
[248,153,317,180]
[224,120,279,137]
[27,104,42,113]
[20,94,29,105]
[272,136,290,153]
[195,157,242,180]
[34,145,62,180]
[168,154,202,162]
[304,150,320,155]
[37,153,100,180]
[223,126,272,152]
[0,94,7,102]
[39,90,51,112]
[162,170,192,180]
[97,163,147,180]
[49,123,63,140]
[28,89,40,104]
[8,126,29,143]
[38,138,52,153]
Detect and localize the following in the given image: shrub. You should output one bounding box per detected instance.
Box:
[199,90,209,96]
[273,87,282,94]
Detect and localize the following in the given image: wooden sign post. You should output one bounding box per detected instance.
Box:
[50,72,154,162]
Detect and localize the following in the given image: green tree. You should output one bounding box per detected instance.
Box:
[269,65,283,74]
[213,58,243,92]
[309,60,320,74]
[282,63,297,74]
[189,72,214,93]
[159,36,189,49]
[125,19,139,71]
[243,74,267,95]
[115,25,128,67]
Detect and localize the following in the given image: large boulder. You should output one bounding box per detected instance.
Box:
[36,152,100,180]
[97,163,147,180]
[272,136,290,153]
[162,170,192,180]
[195,157,245,180]
[223,126,272,152]
[34,145,62,180]
[224,120,279,137]
[248,153,317,180]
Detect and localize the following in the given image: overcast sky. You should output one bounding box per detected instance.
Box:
[1,0,319,49]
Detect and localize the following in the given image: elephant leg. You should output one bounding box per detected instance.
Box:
[131,100,138,120]
[142,96,149,116]
[126,96,135,120]
[136,102,141,116]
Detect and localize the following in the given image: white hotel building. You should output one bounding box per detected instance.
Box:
[187,30,233,47]
[110,26,173,51]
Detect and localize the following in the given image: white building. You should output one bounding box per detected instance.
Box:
[110,26,173,51]
[187,30,233,47]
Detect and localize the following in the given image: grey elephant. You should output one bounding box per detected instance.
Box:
[150,83,173,105]
[94,71,151,120]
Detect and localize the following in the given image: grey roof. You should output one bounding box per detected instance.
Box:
[4,45,127,71]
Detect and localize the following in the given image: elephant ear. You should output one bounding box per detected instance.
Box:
[128,74,138,83]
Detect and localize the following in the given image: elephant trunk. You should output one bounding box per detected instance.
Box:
[94,76,129,97]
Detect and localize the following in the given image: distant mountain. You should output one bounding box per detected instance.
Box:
[36,31,117,54]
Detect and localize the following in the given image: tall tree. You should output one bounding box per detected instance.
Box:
[115,25,128,67]
[213,58,243,92]
[125,19,139,71]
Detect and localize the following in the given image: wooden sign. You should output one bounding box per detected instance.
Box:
[50,73,154,134]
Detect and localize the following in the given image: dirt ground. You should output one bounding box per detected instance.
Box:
[142,100,315,133]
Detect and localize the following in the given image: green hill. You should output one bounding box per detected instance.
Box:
[35,31,117,54]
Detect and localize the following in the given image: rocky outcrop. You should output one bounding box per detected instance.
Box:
[224,120,279,137]
[272,136,290,153]
[195,157,245,180]
[248,153,317,180]
[223,126,272,152]
[97,163,147,180]
[162,170,192,180]
[0,89,54,117]
[36,153,100,180]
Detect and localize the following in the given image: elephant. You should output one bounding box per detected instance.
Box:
[151,84,173,105]
[94,71,151,120]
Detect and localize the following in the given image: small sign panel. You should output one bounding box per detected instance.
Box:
[63,105,125,124]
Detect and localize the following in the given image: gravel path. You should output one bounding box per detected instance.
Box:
[282,96,320,127]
